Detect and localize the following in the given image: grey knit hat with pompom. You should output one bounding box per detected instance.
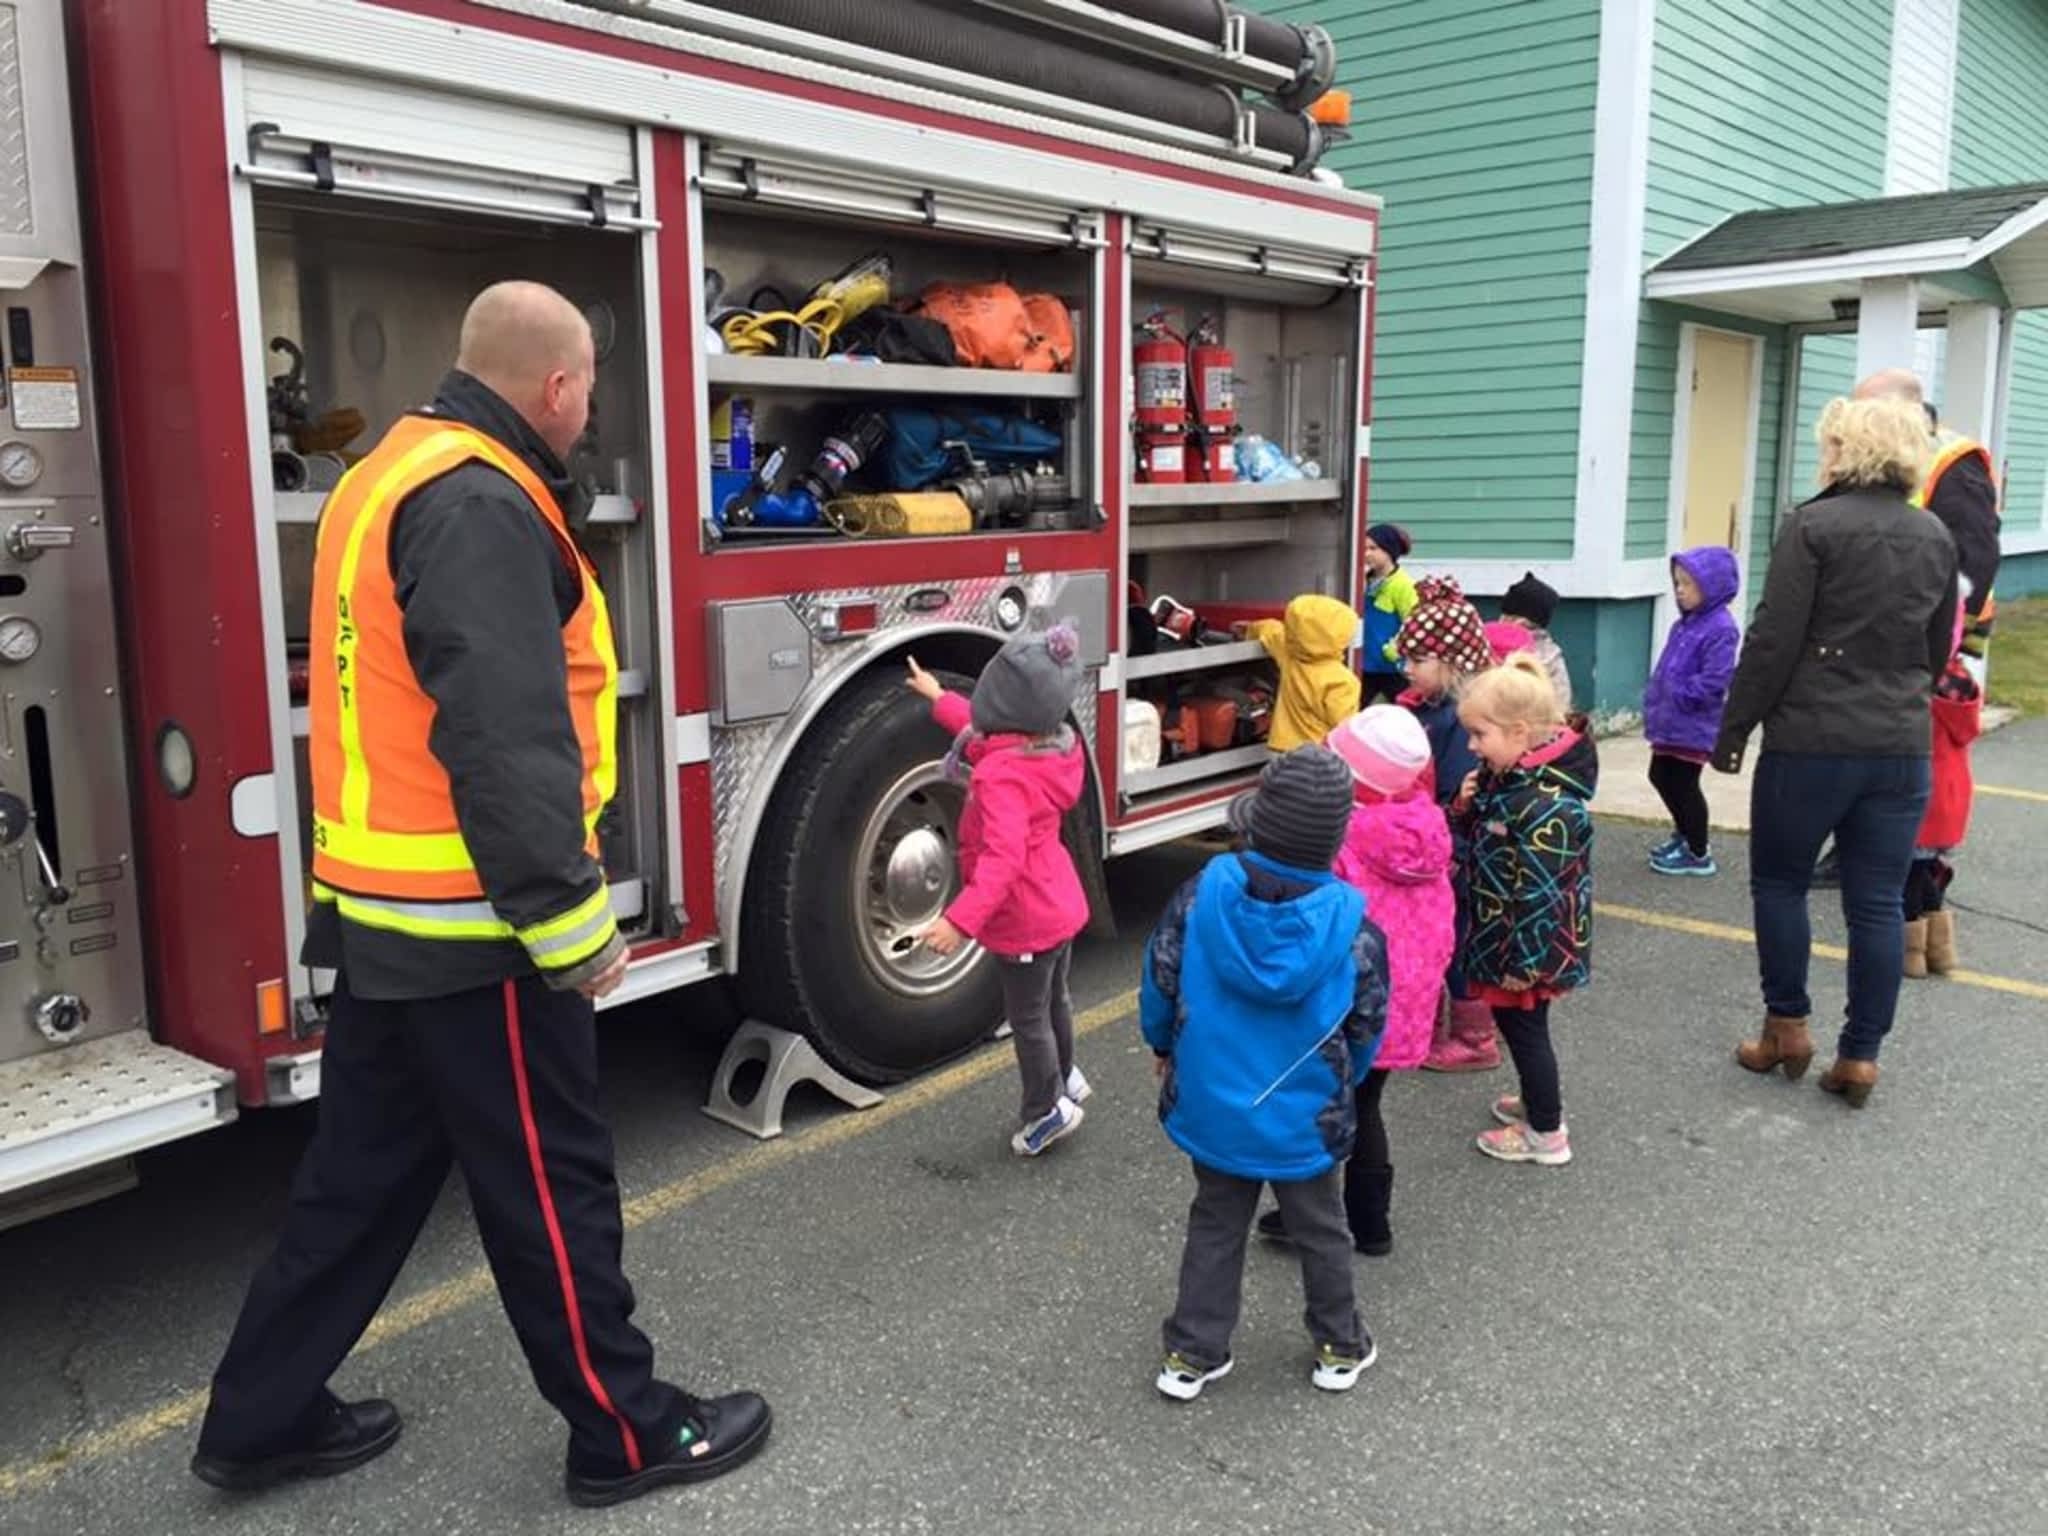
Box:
[971,622,1082,737]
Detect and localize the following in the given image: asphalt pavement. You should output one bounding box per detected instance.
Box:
[2,722,2045,1535]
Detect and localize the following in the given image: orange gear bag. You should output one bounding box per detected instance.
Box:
[915,282,1075,372]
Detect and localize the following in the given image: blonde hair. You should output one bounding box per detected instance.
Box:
[1816,395,1932,492]
[1458,653,1564,731]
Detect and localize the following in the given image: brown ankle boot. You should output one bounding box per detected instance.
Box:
[1818,1057,1879,1107]
[1903,917,1929,979]
[1925,910,1958,975]
[1736,1014,1814,1080]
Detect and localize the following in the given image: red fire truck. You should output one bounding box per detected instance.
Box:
[0,0,1378,1220]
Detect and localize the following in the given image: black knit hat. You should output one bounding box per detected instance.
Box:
[1500,571,1559,629]
[1227,746,1355,872]
[1367,523,1412,563]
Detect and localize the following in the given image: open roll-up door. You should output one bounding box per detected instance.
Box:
[698,146,1104,250]
[1128,221,1365,289]
[234,59,647,230]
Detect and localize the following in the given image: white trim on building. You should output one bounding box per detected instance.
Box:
[1883,0,1960,197]
[1566,0,1659,594]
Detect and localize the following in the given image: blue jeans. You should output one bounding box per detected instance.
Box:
[1749,752,1931,1062]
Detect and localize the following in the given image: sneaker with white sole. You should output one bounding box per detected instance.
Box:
[1651,843,1718,878]
[1476,1121,1571,1166]
[1065,1065,1092,1104]
[1011,1095,1083,1157]
[1156,1352,1232,1401]
[1311,1338,1377,1392]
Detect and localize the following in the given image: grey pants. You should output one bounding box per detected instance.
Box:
[1163,1162,1363,1370]
[998,943,1075,1122]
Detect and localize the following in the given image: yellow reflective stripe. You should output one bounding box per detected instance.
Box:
[518,885,618,971]
[585,573,621,812]
[330,891,513,941]
[314,816,474,875]
[331,433,480,833]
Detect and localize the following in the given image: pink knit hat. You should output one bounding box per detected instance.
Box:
[1485,618,1534,663]
[1325,704,1432,796]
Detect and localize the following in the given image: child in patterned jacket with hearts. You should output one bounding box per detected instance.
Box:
[1453,654,1598,1167]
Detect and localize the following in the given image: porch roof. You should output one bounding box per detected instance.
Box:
[1643,183,2048,323]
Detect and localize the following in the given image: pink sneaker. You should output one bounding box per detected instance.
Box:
[1476,1121,1571,1166]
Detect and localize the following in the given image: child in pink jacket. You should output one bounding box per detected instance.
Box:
[1258,705,1454,1254]
[908,623,1091,1156]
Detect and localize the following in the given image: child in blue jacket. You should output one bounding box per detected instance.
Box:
[1141,747,1389,1403]
[1642,547,1741,877]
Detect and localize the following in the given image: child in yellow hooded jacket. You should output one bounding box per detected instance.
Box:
[1242,594,1363,752]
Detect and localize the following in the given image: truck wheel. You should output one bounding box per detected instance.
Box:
[739,669,1002,1084]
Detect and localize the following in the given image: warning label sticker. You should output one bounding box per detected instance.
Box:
[10,367,82,431]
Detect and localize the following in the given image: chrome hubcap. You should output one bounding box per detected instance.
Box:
[853,762,982,998]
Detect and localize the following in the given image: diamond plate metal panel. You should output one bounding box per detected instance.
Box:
[709,572,1109,927]
[0,8,28,239]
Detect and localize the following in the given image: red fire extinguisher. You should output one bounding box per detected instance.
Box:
[1134,309,1188,484]
[1188,315,1238,483]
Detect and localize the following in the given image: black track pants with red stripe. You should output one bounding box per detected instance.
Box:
[198,973,687,1477]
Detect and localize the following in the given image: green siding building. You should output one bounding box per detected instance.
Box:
[1274,0,2048,712]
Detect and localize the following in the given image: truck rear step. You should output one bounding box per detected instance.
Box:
[0,1035,236,1222]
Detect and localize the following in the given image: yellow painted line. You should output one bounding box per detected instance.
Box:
[1598,902,2048,1001]
[0,989,1142,1501]
[1976,783,2048,804]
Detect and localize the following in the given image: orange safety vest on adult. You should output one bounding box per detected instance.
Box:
[1914,431,2001,649]
[304,372,624,996]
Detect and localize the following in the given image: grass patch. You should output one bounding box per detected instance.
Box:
[1990,597,2048,717]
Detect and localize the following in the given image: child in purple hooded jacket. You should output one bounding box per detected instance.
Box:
[1642,547,1741,877]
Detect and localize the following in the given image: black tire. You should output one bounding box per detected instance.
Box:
[738,669,1003,1085]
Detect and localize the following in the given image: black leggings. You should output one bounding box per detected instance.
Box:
[1903,855,1952,921]
[1348,1067,1390,1171]
[1493,1002,1562,1133]
[1647,753,1710,855]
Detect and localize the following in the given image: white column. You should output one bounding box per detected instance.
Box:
[1855,276,1922,378]
[1941,302,2003,443]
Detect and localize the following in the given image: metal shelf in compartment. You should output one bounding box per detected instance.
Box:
[706,354,1081,400]
[1120,742,1271,797]
[1127,477,1341,508]
[1121,639,1271,681]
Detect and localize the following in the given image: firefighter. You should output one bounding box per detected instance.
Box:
[1856,367,2001,673]
[192,282,771,1508]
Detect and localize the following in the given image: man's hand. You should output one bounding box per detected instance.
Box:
[919,916,966,956]
[905,656,944,704]
[577,949,630,1001]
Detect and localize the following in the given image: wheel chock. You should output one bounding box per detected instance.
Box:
[700,1020,884,1140]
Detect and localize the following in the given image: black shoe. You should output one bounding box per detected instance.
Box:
[191,1398,402,1492]
[564,1392,772,1509]
[1255,1208,1290,1244]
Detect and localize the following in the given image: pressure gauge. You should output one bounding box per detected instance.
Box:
[0,442,42,490]
[0,615,42,664]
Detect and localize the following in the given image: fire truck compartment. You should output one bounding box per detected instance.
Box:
[700,201,1095,540]
[251,192,669,951]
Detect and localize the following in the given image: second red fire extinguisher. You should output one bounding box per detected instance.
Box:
[1188,315,1237,483]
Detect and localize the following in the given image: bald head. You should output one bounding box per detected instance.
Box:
[456,281,595,459]
[1854,367,1924,405]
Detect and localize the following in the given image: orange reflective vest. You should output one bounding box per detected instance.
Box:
[1914,432,1999,633]
[307,415,620,973]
